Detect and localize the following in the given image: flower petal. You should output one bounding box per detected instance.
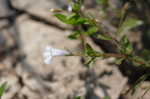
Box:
[44,56,52,64]
[68,5,72,12]
[51,48,69,56]
[43,45,69,64]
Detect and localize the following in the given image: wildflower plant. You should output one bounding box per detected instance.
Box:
[44,0,150,98]
[48,0,150,67]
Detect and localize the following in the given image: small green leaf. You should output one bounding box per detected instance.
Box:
[85,44,98,57]
[97,34,113,41]
[132,56,145,66]
[55,13,88,25]
[0,82,7,98]
[66,13,78,25]
[54,14,67,23]
[77,18,88,24]
[84,44,102,68]
[68,31,81,39]
[118,18,143,34]
[103,96,110,99]
[71,0,82,12]
[84,57,96,67]
[86,26,98,35]
[67,13,88,25]
[75,96,81,99]
[85,44,94,55]
[96,0,108,5]
[115,58,124,65]
[72,3,81,12]
[119,35,133,55]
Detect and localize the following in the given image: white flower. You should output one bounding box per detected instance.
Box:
[67,4,72,12]
[43,46,69,64]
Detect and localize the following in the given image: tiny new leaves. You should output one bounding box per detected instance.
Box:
[43,46,69,64]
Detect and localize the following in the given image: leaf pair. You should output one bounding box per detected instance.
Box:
[68,26,99,40]
[85,44,100,57]
[84,44,102,67]
[54,13,88,25]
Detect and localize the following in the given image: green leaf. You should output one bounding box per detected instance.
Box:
[118,18,143,34]
[132,56,145,66]
[97,34,113,41]
[66,13,78,25]
[68,30,81,39]
[84,44,103,69]
[0,82,7,98]
[72,3,81,12]
[103,96,110,99]
[54,14,67,23]
[85,44,98,57]
[119,35,133,55]
[67,13,87,25]
[85,44,94,55]
[86,26,98,35]
[75,96,81,99]
[55,13,88,25]
[115,58,124,65]
[140,49,150,60]
[84,57,96,67]
[77,18,88,25]
[71,0,82,12]
[96,0,108,5]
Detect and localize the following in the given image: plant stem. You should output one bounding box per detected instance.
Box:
[69,52,146,65]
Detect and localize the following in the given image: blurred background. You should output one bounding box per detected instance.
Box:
[0,0,150,99]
